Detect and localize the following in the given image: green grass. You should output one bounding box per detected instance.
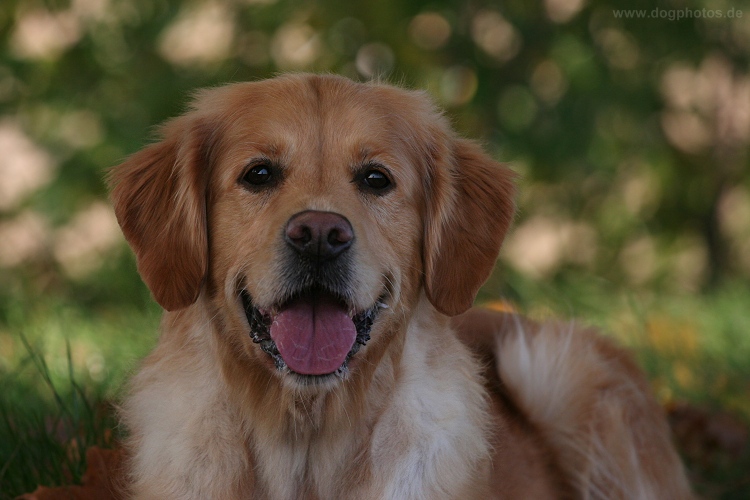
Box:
[1,276,749,498]
[0,338,115,496]
[0,298,158,498]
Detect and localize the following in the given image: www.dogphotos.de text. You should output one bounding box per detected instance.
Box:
[613,7,743,21]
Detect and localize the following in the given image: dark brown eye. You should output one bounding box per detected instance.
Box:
[241,163,274,188]
[361,169,392,192]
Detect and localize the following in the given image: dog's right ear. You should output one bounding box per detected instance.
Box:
[109,116,214,311]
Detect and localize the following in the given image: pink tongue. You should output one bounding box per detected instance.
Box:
[270,295,356,375]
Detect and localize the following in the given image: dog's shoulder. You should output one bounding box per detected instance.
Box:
[121,309,254,498]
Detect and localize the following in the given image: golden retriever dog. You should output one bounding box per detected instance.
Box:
[110,74,692,499]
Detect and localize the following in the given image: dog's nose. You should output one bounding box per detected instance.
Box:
[285,211,353,260]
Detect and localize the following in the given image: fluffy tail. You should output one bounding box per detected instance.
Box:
[463,311,694,499]
[495,315,693,499]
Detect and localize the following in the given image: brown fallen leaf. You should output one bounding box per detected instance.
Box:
[667,401,748,466]
[17,446,125,500]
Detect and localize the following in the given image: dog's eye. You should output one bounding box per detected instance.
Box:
[361,170,392,192]
[241,163,274,188]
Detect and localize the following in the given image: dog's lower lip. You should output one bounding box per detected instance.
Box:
[240,288,385,378]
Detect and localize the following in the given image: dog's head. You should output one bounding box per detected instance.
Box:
[110,74,515,385]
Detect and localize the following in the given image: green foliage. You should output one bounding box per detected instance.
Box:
[1,0,749,298]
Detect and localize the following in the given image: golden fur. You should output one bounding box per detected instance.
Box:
[110,74,692,499]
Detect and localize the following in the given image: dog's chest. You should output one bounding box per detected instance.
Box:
[250,420,369,500]
[251,362,490,499]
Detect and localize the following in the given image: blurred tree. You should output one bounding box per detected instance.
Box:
[1,0,749,309]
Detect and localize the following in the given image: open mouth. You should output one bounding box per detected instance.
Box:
[240,286,386,378]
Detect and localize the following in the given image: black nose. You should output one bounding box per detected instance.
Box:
[285,211,353,260]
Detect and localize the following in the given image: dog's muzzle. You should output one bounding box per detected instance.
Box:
[240,210,387,378]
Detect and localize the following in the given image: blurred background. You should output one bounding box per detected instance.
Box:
[1,0,749,497]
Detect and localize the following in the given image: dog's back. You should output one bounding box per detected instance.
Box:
[454,309,694,499]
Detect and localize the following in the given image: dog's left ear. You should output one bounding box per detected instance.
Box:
[424,138,516,316]
[109,116,214,311]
